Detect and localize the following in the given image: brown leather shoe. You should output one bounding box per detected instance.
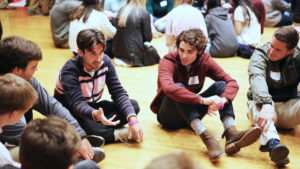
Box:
[222,126,261,155]
[200,130,224,161]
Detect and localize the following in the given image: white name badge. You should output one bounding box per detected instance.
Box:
[188,76,199,85]
[160,0,167,7]
[270,71,281,81]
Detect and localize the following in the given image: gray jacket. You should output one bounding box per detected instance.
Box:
[0,77,86,145]
[263,0,291,27]
[205,7,238,58]
[50,0,82,47]
[248,43,300,105]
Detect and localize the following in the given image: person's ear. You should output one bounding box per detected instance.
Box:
[287,48,295,55]
[8,110,17,119]
[12,67,22,76]
[78,48,84,57]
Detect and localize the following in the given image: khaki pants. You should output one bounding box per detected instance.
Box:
[247,98,300,145]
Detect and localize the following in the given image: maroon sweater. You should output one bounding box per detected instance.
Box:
[150,52,239,114]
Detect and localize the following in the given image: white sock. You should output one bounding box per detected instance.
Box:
[222,115,234,130]
[190,118,207,135]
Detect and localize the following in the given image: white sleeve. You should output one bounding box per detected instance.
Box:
[234,6,245,22]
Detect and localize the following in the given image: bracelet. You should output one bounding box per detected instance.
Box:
[219,103,225,110]
[128,119,139,125]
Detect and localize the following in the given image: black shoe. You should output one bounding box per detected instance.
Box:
[92,147,106,163]
[259,143,269,152]
[87,135,105,147]
[270,144,289,167]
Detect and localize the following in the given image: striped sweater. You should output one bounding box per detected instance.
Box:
[54,55,135,120]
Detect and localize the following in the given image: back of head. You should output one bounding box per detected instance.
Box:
[117,0,146,27]
[70,0,102,22]
[176,28,207,52]
[144,151,203,169]
[20,115,81,169]
[0,36,42,74]
[206,0,221,12]
[77,28,106,53]
[0,73,37,115]
[274,26,299,50]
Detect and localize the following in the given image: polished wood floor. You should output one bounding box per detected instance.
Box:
[1,8,300,169]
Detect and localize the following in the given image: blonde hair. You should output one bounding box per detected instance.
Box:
[144,151,203,169]
[174,0,194,7]
[0,73,37,115]
[118,0,146,27]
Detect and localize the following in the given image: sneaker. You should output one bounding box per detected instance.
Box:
[92,147,106,163]
[114,126,137,142]
[27,9,40,15]
[87,135,105,147]
[270,144,289,167]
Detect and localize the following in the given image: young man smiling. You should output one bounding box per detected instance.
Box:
[247,26,300,167]
[151,29,261,162]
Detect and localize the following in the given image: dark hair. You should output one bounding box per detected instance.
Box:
[206,0,221,13]
[70,0,102,23]
[232,0,261,24]
[77,28,106,53]
[0,73,37,115]
[176,29,207,52]
[0,36,42,74]
[274,26,299,50]
[20,116,81,169]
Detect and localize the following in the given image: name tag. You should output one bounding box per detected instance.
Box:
[270,71,281,81]
[188,76,199,85]
[160,0,167,7]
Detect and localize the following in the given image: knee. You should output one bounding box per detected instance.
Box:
[214,81,226,95]
[130,99,140,115]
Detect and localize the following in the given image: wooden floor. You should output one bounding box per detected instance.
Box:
[1,8,300,169]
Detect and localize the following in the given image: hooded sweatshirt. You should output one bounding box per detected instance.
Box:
[205,7,238,58]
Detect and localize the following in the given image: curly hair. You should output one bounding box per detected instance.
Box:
[176,29,207,52]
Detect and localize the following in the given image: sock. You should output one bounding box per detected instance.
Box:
[222,115,234,130]
[190,118,206,135]
[268,138,280,153]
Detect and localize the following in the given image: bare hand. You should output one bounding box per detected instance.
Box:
[128,116,143,143]
[93,108,120,126]
[78,138,94,160]
[258,104,275,132]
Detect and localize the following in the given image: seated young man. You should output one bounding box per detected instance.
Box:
[0,36,104,163]
[20,116,100,169]
[247,26,300,167]
[150,29,261,161]
[54,29,143,144]
[0,73,37,168]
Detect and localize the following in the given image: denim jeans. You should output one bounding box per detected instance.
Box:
[157,81,235,129]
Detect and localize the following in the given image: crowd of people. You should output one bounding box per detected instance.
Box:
[0,0,300,169]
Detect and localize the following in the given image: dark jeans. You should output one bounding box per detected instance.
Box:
[157,81,235,129]
[76,99,140,143]
[275,10,292,27]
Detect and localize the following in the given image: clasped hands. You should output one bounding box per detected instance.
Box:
[200,95,227,117]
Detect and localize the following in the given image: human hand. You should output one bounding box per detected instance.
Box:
[128,116,143,143]
[258,104,275,132]
[92,108,120,126]
[77,138,94,160]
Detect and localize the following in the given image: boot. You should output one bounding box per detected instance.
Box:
[200,130,224,161]
[222,126,261,155]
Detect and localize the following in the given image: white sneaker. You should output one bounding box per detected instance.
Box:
[113,58,131,67]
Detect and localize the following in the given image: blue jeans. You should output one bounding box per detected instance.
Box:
[157,81,235,129]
